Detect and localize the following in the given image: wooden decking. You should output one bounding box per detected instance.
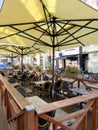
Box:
[0,100,9,130]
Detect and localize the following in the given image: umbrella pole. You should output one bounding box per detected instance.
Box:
[51,47,55,102]
[11,55,13,74]
[79,46,83,71]
[21,54,23,74]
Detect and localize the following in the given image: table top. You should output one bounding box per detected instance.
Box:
[61,77,76,83]
[26,96,47,107]
[33,80,52,85]
[71,88,92,95]
[45,74,52,79]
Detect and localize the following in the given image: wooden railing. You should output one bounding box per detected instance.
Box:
[36,93,98,130]
[0,74,31,130]
[0,74,98,130]
[55,73,98,89]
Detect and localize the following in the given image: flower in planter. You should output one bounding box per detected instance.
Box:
[35,65,42,72]
[65,66,81,74]
[27,64,33,70]
[13,64,19,69]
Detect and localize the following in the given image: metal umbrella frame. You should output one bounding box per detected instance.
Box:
[0,0,98,101]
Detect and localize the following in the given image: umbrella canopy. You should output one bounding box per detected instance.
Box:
[0,0,98,51]
[0,0,98,101]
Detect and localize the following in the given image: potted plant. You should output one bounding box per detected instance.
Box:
[35,65,42,72]
[13,64,19,70]
[46,65,52,73]
[65,66,81,77]
[27,64,33,70]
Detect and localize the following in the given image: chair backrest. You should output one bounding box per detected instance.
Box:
[17,70,22,75]
[29,73,35,79]
[0,71,5,76]
[8,77,17,83]
[61,81,69,90]
[16,87,27,97]
[38,111,55,129]
[44,82,51,91]
[32,76,39,81]
[54,80,62,91]
[43,75,49,81]
[21,73,27,80]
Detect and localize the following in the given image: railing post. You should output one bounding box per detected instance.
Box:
[78,79,80,88]
[92,99,97,130]
[82,115,87,130]
[0,80,3,98]
[24,105,37,130]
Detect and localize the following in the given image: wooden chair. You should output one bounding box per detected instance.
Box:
[61,81,78,98]
[31,76,40,96]
[43,75,49,81]
[20,72,27,86]
[40,81,52,99]
[54,80,62,99]
[16,87,27,97]
[8,77,17,84]
[38,111,55,130]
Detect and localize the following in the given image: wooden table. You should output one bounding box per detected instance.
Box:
[32,80,48,85]
[70,88,93,95]
[32,80,52,86]
[61,77,77,88]
[70,88,98,108]
[45,74,52,79]
[26,96,47,107]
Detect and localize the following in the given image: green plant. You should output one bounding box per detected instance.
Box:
[35,65,42,72]
[65,66,81,74]
[46,65,52,73]
[27,64,33,70]
[13,64,19,69]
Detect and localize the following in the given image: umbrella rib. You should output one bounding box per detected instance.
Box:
[0,25,38,40]
[12,46,22,55]
[56,20,70,35]
[10,25,52,47]
[58,19,94,46]
[17,33,52,48]
[21,47,41,55]
[0,18,98,27]
[56,22,85,46]
[33,22,51,36]
[39,0,54,43]
[39,0,52,34]
[68,23,98,30]
[0,45,21,55]
[60,42,79,47]
[60,30,97,47]
[0,47,20,55]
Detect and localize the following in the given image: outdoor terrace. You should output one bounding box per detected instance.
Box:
[0,71,98,130]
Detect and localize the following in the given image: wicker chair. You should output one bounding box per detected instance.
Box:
[16,87,27,97]
[8,77,17,84]
[30,76,40,96]
[38,111,55,130]
[40,81,52,99]
[61,81,78,98]
[54,79,63,100]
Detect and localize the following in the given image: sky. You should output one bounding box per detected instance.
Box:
[0,0,3,10]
